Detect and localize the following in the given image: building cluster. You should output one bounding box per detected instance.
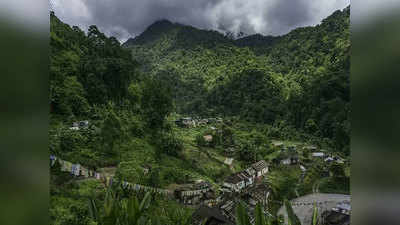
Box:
[191,188,270,225]
[271,144,300,166]
[272,143,345,167]
[191,183,271,225]
[50,156,173,196]
[174,181,215,205]
[191,160,271,225]
[175,117,223,128]
[222,160,268,193]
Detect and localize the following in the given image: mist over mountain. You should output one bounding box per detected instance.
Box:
[50,4,350,225]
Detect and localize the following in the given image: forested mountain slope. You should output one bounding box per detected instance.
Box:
[124,6,350,153]
[49,7,350,225]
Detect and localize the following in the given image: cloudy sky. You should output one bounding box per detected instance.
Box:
[50,0,350,43]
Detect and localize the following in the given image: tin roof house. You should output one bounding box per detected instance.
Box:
[175,117,196,128]
[70,120,89,130]
[312,152,325,157]
[175,181,213,205]
[251,160,269,178]
[223,173,246,192]
[247,184,270,207]
[279,151,299,165]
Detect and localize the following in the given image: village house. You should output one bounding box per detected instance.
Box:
[303,145,317,151]
[300,165,307,172]
[245,167,256,177]
[175,181,213,205]
[223,173,246,192]
[70,120,89,130]
[245,184,270,207]
[279,151,299,165]
[204,135,213,142]
[325,156,335,163]
[175,117,196,128]
[238,171,254,187]
[333,201,351,215]
[321,201,351,225]
[224,158,234,167]
[223,160,268,192]
[312,152,325,158]
[251,160,269,178]
[141,164,151,175]
[281,158,292,165]
[196,119,209,126]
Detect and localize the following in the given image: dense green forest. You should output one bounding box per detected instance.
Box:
[50,6,350,225]
[50,11,192,225]
[124,7,350,154]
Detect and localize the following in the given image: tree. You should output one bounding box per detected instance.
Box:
[101,107,124,154]
[127,82,143,111]
[156,130,183,157]
[141,78,173,130]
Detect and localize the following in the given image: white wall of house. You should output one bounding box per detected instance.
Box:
[281,159,291,165]
[223,182,234,190]
[244,177,253,187]
[237,181,245,191]
[224,181,245,192]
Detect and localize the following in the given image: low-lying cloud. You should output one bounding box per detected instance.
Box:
[50,0,350,43]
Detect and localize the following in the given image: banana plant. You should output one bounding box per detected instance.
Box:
[284,199,301,225]
[254,203,272,225]
[235,202,272,225]
[88,189,152,225]
[123,192,152,225]
[311,203,318,225]
[235,201,251,225]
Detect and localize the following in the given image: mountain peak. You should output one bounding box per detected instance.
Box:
[123,19,178,47]
[150,19,173,27]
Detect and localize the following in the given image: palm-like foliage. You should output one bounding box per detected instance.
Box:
[235,201,251,225]
[284,199,301,225]
[164,207,192,225]
[235,202,272,225]
[284,199,320,225]
[311,203,319,225]
[235,199,320,225]
[88,189,152,225]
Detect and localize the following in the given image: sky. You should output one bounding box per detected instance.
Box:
[49,0,350,43]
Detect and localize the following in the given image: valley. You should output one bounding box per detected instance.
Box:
[50,5,350,225]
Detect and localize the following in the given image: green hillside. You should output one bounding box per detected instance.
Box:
[50,6,350,225]
[124,6,350,154]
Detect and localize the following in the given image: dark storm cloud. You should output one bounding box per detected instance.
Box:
[83,0,217,40]
[263,0,312,34]
[51,0,349,42]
